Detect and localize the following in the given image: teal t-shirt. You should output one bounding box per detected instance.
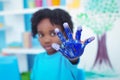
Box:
[30,52,85,80]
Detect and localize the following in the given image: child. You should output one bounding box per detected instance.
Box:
[31,8,94,80]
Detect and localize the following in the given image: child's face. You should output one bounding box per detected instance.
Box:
[37,18,62,54]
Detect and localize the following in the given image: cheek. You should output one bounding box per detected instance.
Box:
[54,37,61,44]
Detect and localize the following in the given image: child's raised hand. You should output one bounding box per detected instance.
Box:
[52,22,95,60]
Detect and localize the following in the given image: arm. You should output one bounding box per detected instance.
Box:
[69,58,79,65]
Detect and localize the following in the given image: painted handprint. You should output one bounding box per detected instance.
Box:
[52,22,95,60]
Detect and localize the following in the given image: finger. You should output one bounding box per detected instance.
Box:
[63,22,73,41]
[55,28,66,44]
[83,36,95,47]
[52,43,67,54]
[52,43,70,58]
[75,26,82,41]
[52,43,61,51]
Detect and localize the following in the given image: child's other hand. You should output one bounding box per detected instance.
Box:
[52,22,95,60]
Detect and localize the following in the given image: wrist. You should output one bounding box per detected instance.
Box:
[69,57,80,65]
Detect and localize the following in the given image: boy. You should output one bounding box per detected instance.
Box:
[31,8,94,80]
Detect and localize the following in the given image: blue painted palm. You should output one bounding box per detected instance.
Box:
[52,22,95,60]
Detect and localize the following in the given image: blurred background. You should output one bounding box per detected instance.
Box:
[0,0,120,80]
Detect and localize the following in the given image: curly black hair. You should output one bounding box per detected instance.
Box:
[31,8,73,37]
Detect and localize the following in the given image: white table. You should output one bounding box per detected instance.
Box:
[2,48,45,54]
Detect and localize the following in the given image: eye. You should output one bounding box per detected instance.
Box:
[38,33,43,38]
[50,32,56,37]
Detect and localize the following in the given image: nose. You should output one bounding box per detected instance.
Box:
[44,36,51,44]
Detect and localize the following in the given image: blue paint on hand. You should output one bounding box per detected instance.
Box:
[52,22,95,60]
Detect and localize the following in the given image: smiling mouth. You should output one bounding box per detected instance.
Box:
[44,46,52,50]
